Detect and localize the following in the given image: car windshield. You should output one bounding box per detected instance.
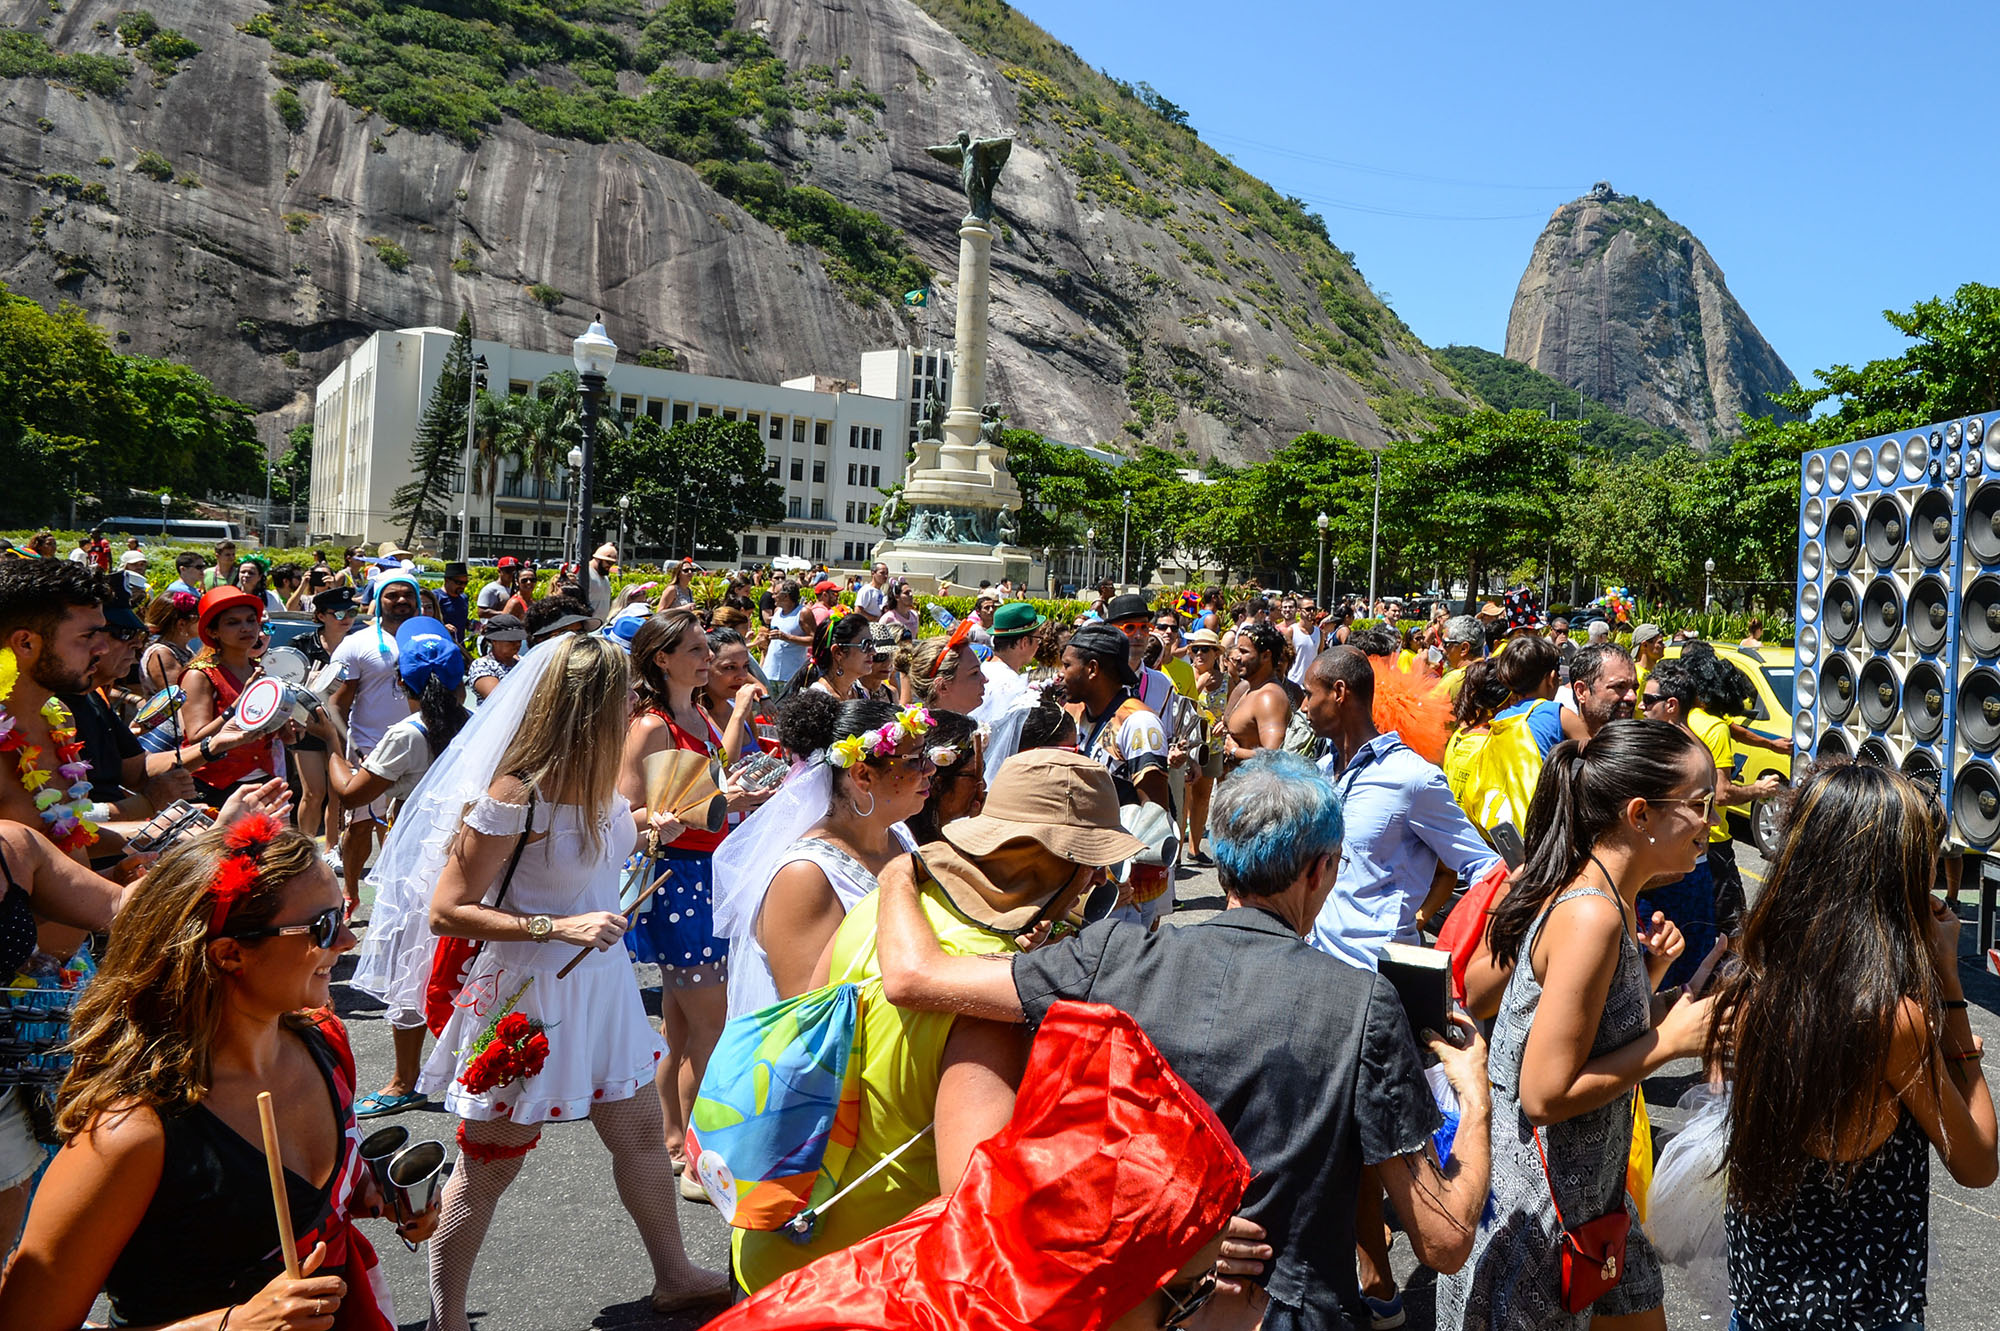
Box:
[1761,666,1795,718]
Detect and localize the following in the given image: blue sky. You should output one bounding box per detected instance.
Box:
[1008,1,1998,392]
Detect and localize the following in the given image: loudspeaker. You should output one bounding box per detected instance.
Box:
[1796,411,2000,845]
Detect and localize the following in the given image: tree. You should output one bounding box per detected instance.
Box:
[998,429,1121,550]
[594,415,782,561]
[390,312,475,548]
[1380,409,1575,611]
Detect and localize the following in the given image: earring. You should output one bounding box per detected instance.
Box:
[1647,836,1656,844]
[850,790,875,818]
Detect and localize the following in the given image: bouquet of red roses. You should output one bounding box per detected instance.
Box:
[458,980,553,1094]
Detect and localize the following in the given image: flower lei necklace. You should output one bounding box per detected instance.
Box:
[0,649,97,852]
[828,706,933,768]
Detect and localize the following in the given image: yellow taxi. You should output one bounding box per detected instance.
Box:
[1659,642,1795,855]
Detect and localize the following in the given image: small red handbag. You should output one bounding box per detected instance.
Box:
[423,792,535,1035]
[1535,1124,1631,1314]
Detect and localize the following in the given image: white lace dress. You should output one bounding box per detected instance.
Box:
[417,793,667,1125]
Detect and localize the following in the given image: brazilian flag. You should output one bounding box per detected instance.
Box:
[903,288,928,307]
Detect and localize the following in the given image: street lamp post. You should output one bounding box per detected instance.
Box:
[1120,489,1132,591]
[1367,451,1382,616]
[262,463,274,542]
[287,468,297,533]
[1085,527,1097,591]
[1330,555,1340,608]
[1315,511,1330,606]
[618,493,631,562]
[564,446,584,564]
[1704,557,1716,611]
[1043,546,1053,597]
[570,318,617,567]
[459,353,488,563]
[159,491,170,539]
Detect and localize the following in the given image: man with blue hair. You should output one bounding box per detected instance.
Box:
[872,750,1492,1331]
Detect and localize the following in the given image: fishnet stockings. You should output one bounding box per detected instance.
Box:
[425,1095,722,1331]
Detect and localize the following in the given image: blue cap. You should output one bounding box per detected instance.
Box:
[597,605,651,652]
[394,616,466,694]
[373,555,403,570]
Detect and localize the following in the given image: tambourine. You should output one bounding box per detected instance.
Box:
[133,685,186,733]
[232,676,295,738]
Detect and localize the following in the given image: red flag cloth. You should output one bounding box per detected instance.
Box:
[704,1000,1252,1331]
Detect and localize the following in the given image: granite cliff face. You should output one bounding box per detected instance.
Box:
[0,0,1464,460]
[1505,184,1798,450]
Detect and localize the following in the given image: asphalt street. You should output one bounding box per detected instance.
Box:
[332,840,2000,1330]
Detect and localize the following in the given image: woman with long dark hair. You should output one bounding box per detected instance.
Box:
[700,625,768,762]
[1712,762,1996,1329]
[793,610,874,699]
[1438,719,1718,1331]
[618,614,768,1176]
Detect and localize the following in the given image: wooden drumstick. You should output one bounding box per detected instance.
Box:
[256,1091,303,1280]
[556,866,672,979]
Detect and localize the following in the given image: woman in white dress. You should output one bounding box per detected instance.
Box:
[414,635,728,1329]
[713,695,934,1018]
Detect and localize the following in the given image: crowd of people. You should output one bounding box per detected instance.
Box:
[0,536,1986,1331]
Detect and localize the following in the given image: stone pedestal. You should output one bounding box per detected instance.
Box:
[874,212,1025,580]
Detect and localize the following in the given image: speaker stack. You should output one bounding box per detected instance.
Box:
[1795,411,2000,847]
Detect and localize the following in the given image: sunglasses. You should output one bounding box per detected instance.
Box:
[227,904,344,949]
[1647,792,1717,822]
[106,626,142,642]
[1640,691,1663,706]
[874,751,937,775]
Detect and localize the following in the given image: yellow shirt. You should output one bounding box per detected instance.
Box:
[1690,708,1735,844]
[1164,658,1198,698]
[1443,724,1487,812]
[733,881,1016,1291]
[1442,666,1467,703]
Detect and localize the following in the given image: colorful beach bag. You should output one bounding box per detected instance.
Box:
[687,982,865,1231]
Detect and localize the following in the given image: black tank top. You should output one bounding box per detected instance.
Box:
[103,1026,345,1327]
[0,844,34,975]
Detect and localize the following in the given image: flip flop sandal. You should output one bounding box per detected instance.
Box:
[354,1090,426,1118]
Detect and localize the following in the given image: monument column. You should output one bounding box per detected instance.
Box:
[938,218,990,472]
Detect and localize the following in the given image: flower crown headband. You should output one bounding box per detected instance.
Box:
[828,706,934,769]
[207,813,283,934]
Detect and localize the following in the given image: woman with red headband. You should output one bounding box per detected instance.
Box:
[182,587,282,802]
[0,816,434,1331]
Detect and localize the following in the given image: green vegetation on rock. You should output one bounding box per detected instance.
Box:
[0,31,130,96]
[237,0,929,305]
[1433,345,1688,456]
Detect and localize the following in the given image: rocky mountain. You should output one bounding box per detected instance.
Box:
[1504,183,1798,451]
[0,0,1467,462]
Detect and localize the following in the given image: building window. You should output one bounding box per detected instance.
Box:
[811,539,826,561]
[672,402,690,425]
[698,405,714,419]
[619,396,639,420]
[844,501,855,523]
[509,380,531,396]
[645,401,663,424]
[870,466,881,488]
[810,499,825,519]
[788,497,802,518]
[534,521,553,537]
[747,413,761,432]
[504,519,523,536]
[789,459,804,481]
[811,461,824,483]
[722,408,737,421]
[791,418,806,443]
[874,428,884,450]
[909,402,921,427]
[789,538,804,558]
[814,421,829,448]
[846,464,857,486]
[769,415,784,439]
[927,355,938,377]
[766,455,780,476]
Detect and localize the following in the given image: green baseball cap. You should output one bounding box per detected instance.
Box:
[991,601,1047,640]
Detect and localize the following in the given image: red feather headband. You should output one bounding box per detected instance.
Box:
[208,813,282,934]
[944,616,978,653]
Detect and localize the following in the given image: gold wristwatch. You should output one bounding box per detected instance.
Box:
[527,914,553,943]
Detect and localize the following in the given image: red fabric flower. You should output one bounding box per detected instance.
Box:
[207,854,261,933]
[222,812,282,854]
[518,1031,550,1078]
[494,1012,531,1044]
[459,1044,518,1095]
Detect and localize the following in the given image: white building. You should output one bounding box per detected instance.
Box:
[309,327,913,566]
[856,346,952,448]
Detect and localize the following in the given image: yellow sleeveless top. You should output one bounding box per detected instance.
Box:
[1465,705,1549,836]
[732,877,1016,1292]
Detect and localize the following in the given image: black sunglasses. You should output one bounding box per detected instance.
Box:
[228,904,343,949]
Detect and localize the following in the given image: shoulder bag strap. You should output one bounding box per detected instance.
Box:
[489,787,537,912]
